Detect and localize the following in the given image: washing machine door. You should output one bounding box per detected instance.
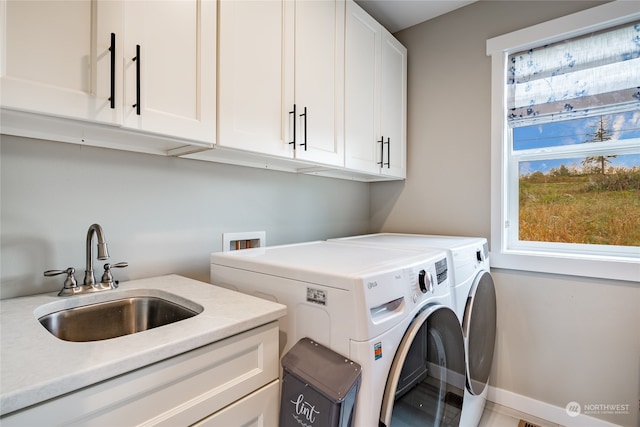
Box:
[463,271,497,396]
[380,304,465,427]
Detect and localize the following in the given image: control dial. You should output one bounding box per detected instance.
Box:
[418,269,434,294]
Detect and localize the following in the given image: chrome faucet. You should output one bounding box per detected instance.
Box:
[84,223,110,288]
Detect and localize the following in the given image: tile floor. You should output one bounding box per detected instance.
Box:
[478,402,561,427]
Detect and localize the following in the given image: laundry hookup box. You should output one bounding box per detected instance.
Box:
[280,338,362,427]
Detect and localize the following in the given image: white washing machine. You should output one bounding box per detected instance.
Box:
[211,241,467,426]
[330,233,497,427]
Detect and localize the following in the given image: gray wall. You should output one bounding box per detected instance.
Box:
[370,1,639,425]
[1,135,370,299]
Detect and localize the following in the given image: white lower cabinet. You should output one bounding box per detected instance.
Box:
[0,323,280,427]
[193,380,279,427]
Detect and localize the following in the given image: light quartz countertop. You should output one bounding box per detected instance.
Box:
[0,274,286,415]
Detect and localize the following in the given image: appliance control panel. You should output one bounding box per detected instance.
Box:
[409,258,449,304]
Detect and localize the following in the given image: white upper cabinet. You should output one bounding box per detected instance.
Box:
[122,0,216,143]
[344,3,379,174]
[216,0,292,157]
[379,31,407,178]
[217,0,344,167]
[1,0,123,125]
[1,0,216,149]
[344,0,406,179]
[292,0,344,166]
[2,0,405,180]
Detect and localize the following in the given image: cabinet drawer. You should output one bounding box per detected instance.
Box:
[192,380,279,427]
[1,322,279,427]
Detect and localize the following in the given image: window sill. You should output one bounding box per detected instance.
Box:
[490,250,640,283]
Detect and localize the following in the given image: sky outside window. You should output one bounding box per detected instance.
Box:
[514,111,640,173]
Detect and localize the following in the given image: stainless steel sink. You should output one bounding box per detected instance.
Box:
[38,295,202,342]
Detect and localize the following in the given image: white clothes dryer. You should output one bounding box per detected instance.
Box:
[330,234,497,427]
[211,241,466,426]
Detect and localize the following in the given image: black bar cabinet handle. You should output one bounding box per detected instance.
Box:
[109,33,115,109]
[289,104,297,148]
[385,137,390,168]
[377,136,384,166]
[300,107,307,151]
[132,45,140,115]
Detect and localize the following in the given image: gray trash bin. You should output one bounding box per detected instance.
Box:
[280,338,362,427]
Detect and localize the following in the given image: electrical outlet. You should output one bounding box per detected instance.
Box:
[222,231,266,252]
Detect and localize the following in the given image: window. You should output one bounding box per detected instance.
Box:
[487,2,640,282]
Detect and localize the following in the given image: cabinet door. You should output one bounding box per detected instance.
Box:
[192,380,280,427]
[217,0,294,157]
[344,0,380,174]
[1,0,122,125]
[122,0,216,143]
[379,30,407,178]
[0,323,279,427]
[293,0,344,166]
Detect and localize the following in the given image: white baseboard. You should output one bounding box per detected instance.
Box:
[486,386,624,427]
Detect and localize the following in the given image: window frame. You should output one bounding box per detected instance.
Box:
[486,1,640,282]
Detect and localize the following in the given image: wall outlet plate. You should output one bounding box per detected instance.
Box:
[222,231,266,252]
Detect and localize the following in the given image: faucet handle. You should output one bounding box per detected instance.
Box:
[45,268,79,296]
[101,262,128,289]
[105,262,128,269]
[44,267,75,277]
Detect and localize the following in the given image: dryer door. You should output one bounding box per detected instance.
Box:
[463,271,497,396]
[380,305,465,427]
